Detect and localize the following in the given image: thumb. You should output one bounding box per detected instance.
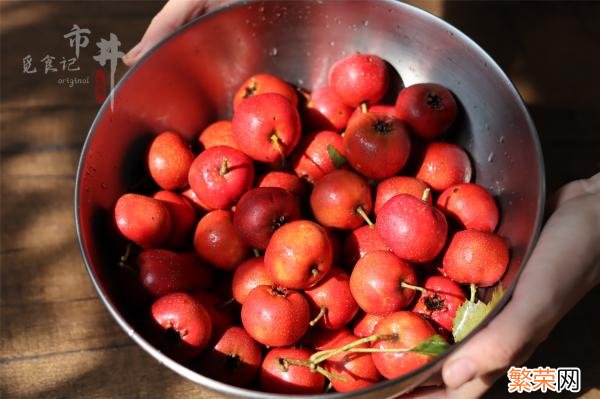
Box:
[123,0,209,66]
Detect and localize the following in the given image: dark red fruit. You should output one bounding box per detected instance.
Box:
[265,220,333,290]
[233,187,301,250]
[153,190,196,247]
[374,176,431,216]
[395,83,457,141]
[137,249,213,297]
[343,111,411,179]
[188,145,255,210]
[150,292,212,361]
[260,347,325,394]
[192,291,237,338]
[232,256,272,305]
[305,86,353,131]
[412,275,466,333]
[352,313,385,338]
[371,311,438,379]
[147,131,194,190]
[329,53,389,107]
[114,193,171,248]
[415,142,472,192]
[376,193,448,263]
[193,210,251,271]
[199,326,262,387]
[349,251,418,314]
[310,170,373,230]
[304,267,359,329]
[442,229,509,286]
[291,130,346,183]
[437,183,499,232]
[232,93,302,163]
[241,285,310,347]
[233,73,298,110]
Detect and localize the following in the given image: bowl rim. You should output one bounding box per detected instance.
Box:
[74,0,546,397]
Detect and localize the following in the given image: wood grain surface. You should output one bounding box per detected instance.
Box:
[1,1,598,398]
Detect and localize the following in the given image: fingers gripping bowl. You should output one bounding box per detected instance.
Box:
[75,1,544,398]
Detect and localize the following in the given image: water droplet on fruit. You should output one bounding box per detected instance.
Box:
[363,20,369,26]
[487,152,495,163]
[498,135,505,144]
[269,47,279,56]
[258,6,264,12]
[297,78,304,86]
[101,182,108,189]
[329,41,335,46]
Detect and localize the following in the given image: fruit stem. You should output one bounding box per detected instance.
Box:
[216,297,236,309]
[270,133,286,167]
[470,283,477,303]
[400,281,427,293]
[280,358,347,382]
[253,248,261,257]
[360,102,368,114]
[355,206,374,228]
[120,243,132,263]
[118,243,137,272]
[309,306,327,327]
[316,365,346,382]
[219,157,229,176]
[310,333,397,365]
[422,187,431,202]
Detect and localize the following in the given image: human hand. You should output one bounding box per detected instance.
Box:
[123,0,232,66]
[407,172,600,399]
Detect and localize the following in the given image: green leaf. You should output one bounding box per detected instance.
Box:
[452,285,505,342]
[410,334,450,356]
[327,144,347,169]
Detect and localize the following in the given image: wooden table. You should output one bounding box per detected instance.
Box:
[1,1,598,398]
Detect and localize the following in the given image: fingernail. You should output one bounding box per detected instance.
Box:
[123,42,143,61]
[443,358,476,388]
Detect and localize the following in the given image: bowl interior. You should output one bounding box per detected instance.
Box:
[76,1,544,398]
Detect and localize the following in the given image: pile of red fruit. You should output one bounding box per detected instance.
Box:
[113,53,509,394]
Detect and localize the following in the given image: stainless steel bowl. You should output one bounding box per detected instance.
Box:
[75,1,545,397]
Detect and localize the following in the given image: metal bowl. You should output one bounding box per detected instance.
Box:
[75,1,545,397]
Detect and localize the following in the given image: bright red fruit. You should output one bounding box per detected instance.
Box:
[137,249,213,297]
[257,171,308,198]
[232,256,272,304]
[199,326,262,387]
[233,187,301,250]
[395,83,457,141]
[412,275,466,333]
[304,267,359,329]
[310,170,373,230]
[343,111,411,179]
[181,187,210,213]
[231,93,302,163]
[329,53,389,107]
[376,193,448,263]
[147,131,194,190]
[374,176,431,216]
[437,183,499,232]
[323,332,382,392]
[241,285,310,347]
[198,120,239,150]
[188,145,254,210]
[353,313,385,338]
[233,73,298,110]
[442,229,509,286]
[193,210,250,271]
[153,190,196,247]
[265,220,333,289]
[114,193,171,248]
[349,251,418,314]
[305,86,353,131]
[343,225,391,267]
[291,130,346,183]
[260,347,325,394]
[415,142,472,192]
[371,311,438,379]
[150,292,213,361]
